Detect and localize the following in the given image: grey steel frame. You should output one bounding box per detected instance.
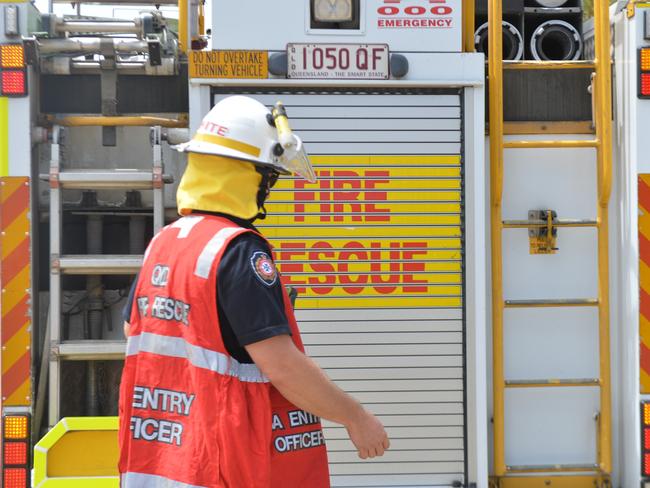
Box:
[48,125,168,426]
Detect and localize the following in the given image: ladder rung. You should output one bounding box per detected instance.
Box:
[48,115,188,128]
[504,298,599,308]
[54,254,142,274]
[54,341,126,360]
[503,121,595,136]
[505,378,600,388]
[502,60,597,70]
[503,139,599,149]
[502,219,597,228]
[45,170,173,190]
[506,463,600,473]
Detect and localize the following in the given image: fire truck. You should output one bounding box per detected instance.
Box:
[1,0,650,486]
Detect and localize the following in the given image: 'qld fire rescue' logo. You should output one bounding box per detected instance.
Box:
[251,251,278,286]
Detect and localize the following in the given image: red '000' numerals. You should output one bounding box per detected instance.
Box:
[377,4,453,15]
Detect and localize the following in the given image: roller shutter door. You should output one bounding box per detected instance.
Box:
[214,90,467,487]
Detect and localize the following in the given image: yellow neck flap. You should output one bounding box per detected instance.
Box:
[176,153,262,219]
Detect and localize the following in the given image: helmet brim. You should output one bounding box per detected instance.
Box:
[173,141,291,175]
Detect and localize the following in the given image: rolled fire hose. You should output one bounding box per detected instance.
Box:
[530,19,583,61]
[474,21,524,61]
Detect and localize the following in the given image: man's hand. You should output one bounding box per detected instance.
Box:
[246,334,390,460]
[345,408,390,459]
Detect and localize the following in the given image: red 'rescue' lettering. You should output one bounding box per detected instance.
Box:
[278,243,307,285]
[339,241,368,294]
[402,242,428,292]
[276,240,429,295]
[370,242,400,294]
[308,242,336,295]
[293,170,391,222]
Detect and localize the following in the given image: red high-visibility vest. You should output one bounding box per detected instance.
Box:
[118,214,330,488]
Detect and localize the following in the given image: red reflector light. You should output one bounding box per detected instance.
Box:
[0,70,25,96]
[2,467,27,487]
[642,73,650,97]
[3,442,27,465]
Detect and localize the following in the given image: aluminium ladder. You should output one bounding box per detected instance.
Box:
[47,125,170,426]
[488,0,613,486]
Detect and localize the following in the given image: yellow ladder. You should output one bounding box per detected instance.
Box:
[488,0,613,486]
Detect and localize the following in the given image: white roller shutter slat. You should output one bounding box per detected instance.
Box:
[297,308,463,321]
[324,414,463,429]
[325,426,464,440]
[281,105,461,119]
[328,462,465,476]
[348,390,463,405]
[213,91,466,487]
[326,367,463,381]
[305,141,461,155]
[295,118,462,131]
[304,332,462,345]
[316,355,463,369]
[300,320,462,333]
[297,130,460,143]
[331,474,466,487]
[250,94,460,106]
[327,437,464,452]
[332,379,463,393]
[362,403,465,416]
[328,449,464,463]
[306,344,463,357]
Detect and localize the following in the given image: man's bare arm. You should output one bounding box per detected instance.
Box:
[245,334,389,459]
[123,321,129,338]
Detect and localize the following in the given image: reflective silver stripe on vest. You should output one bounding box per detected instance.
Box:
[170,215,204,239]
[127,332,269,383]
[122,472,207,488]
[194,227,243,279]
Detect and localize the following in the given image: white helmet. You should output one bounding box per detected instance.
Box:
[176,95,316,182]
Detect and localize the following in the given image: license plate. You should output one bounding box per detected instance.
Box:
[287,43,389,80]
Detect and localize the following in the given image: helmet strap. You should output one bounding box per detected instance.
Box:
[256,205,267,221]
[254,166,279,222]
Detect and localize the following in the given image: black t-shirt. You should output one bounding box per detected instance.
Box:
[123,213,291,363]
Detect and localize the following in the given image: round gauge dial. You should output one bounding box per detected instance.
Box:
[314,0,353,22]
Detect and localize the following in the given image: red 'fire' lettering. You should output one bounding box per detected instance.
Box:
[293,179,314,223]
[333,173,362,222]
[292,170,391,223]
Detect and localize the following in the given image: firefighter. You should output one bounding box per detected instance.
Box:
[118,95,389,488]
